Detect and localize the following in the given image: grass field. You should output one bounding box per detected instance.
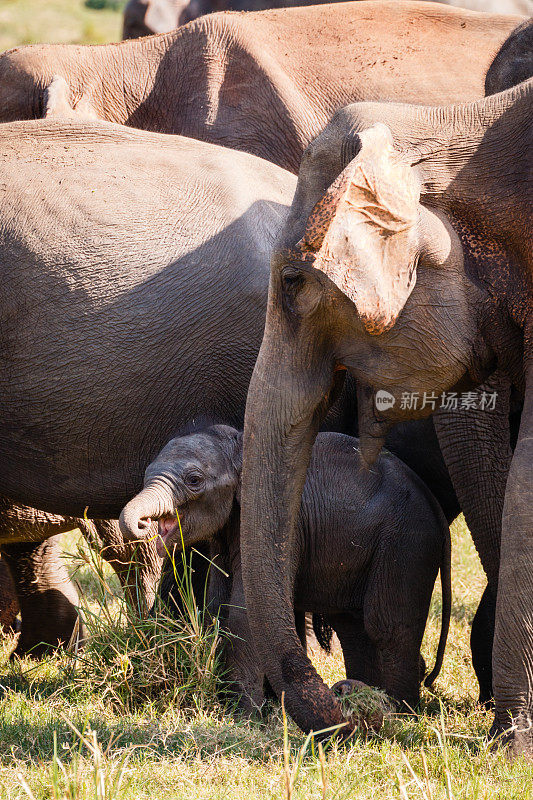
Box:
[0,0,124,51]
[1,2,532,797]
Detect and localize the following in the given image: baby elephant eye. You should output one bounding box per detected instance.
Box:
[184,472,205,490]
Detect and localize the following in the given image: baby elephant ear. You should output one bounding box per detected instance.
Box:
[298,123,421,335]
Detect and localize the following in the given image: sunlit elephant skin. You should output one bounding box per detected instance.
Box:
[121,426,451,717]
[240,76,532,753]
[0,3,523,173]
[122,0,532,39]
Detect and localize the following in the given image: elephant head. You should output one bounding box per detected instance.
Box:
[122,0,214,38]
[238,111,511,733]
[120,426,242,554]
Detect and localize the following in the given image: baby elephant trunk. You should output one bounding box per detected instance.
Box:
[119,485,173,542]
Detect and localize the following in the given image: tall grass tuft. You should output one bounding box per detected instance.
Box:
[67,538,226,714]
[18,717,132,800]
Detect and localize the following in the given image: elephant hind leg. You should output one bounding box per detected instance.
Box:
[471,584,495,707]
[1,537,84,658]
[328,613,378,687]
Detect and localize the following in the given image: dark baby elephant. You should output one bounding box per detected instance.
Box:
[121,426,451,714]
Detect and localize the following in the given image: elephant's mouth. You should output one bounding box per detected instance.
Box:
[156,514,185,557]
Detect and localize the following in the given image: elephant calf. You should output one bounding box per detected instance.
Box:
[121,426,451,713]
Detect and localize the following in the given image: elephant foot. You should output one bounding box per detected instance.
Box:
[331,679,384,733]
[490,714,533,759]
[478,691,494,710]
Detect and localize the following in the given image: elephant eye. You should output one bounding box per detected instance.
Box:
[184,471,205,490]
[282,266,304,290]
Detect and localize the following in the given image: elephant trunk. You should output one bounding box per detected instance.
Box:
[240,295,350,735]
[119,484,174,542]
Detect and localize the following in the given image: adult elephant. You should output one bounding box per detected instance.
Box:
[122,0,532,39]
[0,2,523,173]
[0,118,298,521]
[239,76,532,752]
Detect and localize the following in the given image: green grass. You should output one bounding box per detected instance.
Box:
[0,517,532,799]
[0,0,124,52]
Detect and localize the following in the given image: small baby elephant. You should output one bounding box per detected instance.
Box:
[121,426,451,713]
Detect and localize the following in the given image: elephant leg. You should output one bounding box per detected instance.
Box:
[434,370,512,590]
[491,357,533,755]
[0,557,19,633]
[328,612,377,687]
[0,499,86,655]
[79,518,162,615]
[223,575,265,716]
[434,373,510,717]
[374,634,423,710]
[1,536,84,658]
[471,584,495,707]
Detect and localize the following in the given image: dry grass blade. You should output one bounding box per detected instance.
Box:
[318,742,327,800]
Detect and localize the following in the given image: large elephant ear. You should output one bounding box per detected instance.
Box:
[298,123,421,335]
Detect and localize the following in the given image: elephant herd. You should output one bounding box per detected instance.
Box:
[0,0,531,756]
[121,0,533,38]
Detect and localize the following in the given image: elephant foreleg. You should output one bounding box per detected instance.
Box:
[434,372,511,707]
[0,557,19,633]
[223,574,265,715]
[471,585,495,706]
[1,536,84,658]
[491,354,533,756]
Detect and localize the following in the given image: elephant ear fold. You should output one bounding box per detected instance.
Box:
[298,123,421,335]
[44,76,99,121]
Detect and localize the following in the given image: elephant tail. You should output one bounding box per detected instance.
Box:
[312,613,334,653]
[424,512,452,688]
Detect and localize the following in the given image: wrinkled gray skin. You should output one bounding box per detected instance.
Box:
[0,501,161,657]
[0,3,523,176]
[121,426,451,714]
[0,556,20,632]
[122,0,532,39]
[240,76,532,752]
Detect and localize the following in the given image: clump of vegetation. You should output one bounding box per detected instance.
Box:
[68,541,226,714]
[85,0,125,11]
[335,681,393,735]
